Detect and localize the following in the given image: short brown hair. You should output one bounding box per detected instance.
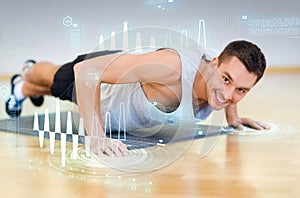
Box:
[218,40,266,83]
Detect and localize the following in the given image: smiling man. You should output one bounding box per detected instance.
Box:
[5,40,269,156]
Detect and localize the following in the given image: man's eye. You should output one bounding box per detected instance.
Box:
[238,88,246,93]
[223,77,230,84]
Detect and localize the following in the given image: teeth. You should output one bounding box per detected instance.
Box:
[216,93,226,104]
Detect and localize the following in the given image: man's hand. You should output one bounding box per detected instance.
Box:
[227,117,270,130]
[225,104,270,130]
[90,137,129,157]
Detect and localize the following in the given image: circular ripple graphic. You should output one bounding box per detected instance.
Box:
[17,147,156,192]
[227,122,295,141]
[20,140,183,181]
[91,142,183,173]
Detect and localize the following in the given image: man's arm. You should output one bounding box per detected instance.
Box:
[225,104,270,130]
[74,49,181,156]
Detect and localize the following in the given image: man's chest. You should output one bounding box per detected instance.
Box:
[141,81,182,110]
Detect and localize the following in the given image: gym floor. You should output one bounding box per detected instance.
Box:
[0,71,299,198]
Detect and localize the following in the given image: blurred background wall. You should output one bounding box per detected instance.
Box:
[0,0,299,75]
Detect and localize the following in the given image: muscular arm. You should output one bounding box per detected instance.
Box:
[73,49,181,155]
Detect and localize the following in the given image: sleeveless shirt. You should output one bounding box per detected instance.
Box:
[99,47,213,132]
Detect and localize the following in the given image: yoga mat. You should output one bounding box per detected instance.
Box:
[0,112,233,149]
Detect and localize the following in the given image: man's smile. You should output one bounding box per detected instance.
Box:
[214,91,228,107]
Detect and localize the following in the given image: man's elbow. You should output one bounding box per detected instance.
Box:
[73,62,83,77]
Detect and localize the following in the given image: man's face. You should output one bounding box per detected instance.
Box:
[206,56,258,110]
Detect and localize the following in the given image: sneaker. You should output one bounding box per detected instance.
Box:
[5,74,25,117]
[23,60,44,107]
[22,59,36,73]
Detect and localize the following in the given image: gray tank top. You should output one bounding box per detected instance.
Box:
[99,47,212,132]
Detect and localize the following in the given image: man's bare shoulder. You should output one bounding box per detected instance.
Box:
[139,48,182,73]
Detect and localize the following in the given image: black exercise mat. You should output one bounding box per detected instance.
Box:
[0,112,233,149]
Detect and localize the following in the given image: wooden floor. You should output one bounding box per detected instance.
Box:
[0,72,299,198]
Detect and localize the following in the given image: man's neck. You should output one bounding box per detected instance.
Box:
[192,58,210,102]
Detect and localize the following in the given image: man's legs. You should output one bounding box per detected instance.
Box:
[22,61,59,97]
[6,50,123,117]
[5,61,60,117]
